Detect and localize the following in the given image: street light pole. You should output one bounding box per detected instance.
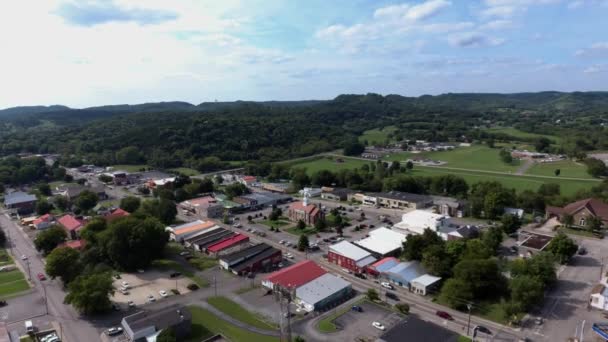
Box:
[466,303,472,336]
[26,259,31,281]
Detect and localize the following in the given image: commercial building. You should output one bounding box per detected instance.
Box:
[447,225,479,240]
[410,274,442,296]
[368,257,400,276]
[121,304,192,341]
[393,210,454,240]
[296,273,353,312]
[320,187,354,202]
[184,227,232,252]
[233,192,292,210]
[206,234,250,254]
[179,196,224,219]
[299,187,322,198]
[328,241,377,273]
[430,195,465,217]
[374,191,432,209]
[55,184,107,201]
[354,227,407,257]
[219,243,282,275]
[166,220,218,242]
[261,182,291,193]
[262,260,327,290]
[288,198,324,225]
[383,260,427,288]
[3,191,37,214]
[380,316,459,342]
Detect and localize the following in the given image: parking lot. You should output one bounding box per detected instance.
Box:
[332,300,403,341]
[111,270,193,308]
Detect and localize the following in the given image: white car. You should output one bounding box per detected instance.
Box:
[147,295,156,302]
[279,240,286,244]
[372,321,385,330]
[381,282,393,290]
[233,223,242,228]
[21,255,28,260]
[159,290,168,298]
[106,327,123,336]
[121,281,129,287]
[127,300,135,308]
[285,253,294,259]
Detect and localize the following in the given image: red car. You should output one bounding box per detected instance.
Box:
[37,273,46,281]
[436,311,453,320]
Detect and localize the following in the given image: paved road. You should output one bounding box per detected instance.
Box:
[0,210,100,342]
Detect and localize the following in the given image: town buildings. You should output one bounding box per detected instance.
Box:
[121,304,192,341]
[296,273,352,312]
[327,241,377,273]
[57,214,86,240]
[354,227,407,258]
[3,191,37,214]
[166,220,219,242]
[218,243,281,275]
[179,196,224,219]
[393,210,454,240]
[547,198,608,227]
[288,197,324,225]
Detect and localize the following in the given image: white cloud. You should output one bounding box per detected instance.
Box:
[405,0,451,21]
[480,0,560,18]
[575,42,608,57]
[373,4,410,19]
[480,19,513,30]
[584,64,608,73]
[448,32,505,47]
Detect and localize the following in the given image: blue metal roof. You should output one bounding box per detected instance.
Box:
[375,259,400,273]
[4,192,36,206]
[593,323,608,339]
[386,261,426,284]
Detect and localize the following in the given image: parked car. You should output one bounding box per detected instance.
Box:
[381,282,393,289]
[372,321,385,330]
[578,246,587,255]
[354,273,367,279]
[0,300,6,307]
[21,255,27,260]
[279,240,286,244]
[113,274,121,280]
[121,281,129,287]
[285,253,294,259]
[179,251,190,256]
[119,288,129,295]
[127,300,135,308]
[436,311,453,320]
[37,273,46,281]
[159,290,168,298]
[106,327,123,336]
[475,325,492,335]
[147,295,156,302]
[351,305,363,312]
[170,272,182,278]
[385,292,399,301]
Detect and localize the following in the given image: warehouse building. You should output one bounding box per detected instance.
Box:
[219,243,282,275]
[262,260,327,290]
[183,227,229,251]
[354,227,408,258]
[328,241,377,273]
[206,234,250,255]
[296,273,353,312]
[166,220,219,242]
[384,261,427,288]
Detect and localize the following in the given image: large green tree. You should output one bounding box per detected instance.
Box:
[298,235,310,252]
[546,232,578,264]
[34,226,67,255]
[65,272,114,315]
[119,196,141,213]
[421,244,452,277]
[45,247,83,284]
[453,258,506,299]
[509,275,545,311]
[438,278,474,310]
[402,228,443,261]
[75,190,99,212]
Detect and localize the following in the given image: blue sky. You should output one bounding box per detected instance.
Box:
[1,0,607,108]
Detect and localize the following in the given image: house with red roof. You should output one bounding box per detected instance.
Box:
[57,214,86,240]
[238,175,257,186]
[288,198,324,225]
[546,198,608,228]
[61,239,86,251]
[262,260,327,290]
[33,214,54,230]
[104,208,130,222]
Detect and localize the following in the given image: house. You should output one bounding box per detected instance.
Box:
[447,225,480,240]
[146,177,176,189]
[327,241,377,273]
[219,243,281,275]
[504,207,524,219]
[410,274,442,296]
[238,175,257,186]
[320,187,354,202]
[295,273,353,312]
[3,191,37,214]
[206,234,250,255]
[166,220,218,242]
[104,208,130,222]
[33,214,54,230]
[354,227,408,258]
[299,187,322,198]
[103,171,129,185]
[179,196,224,219]
[121,304,192,341]
[288,197,324,225]
[384,260,426,288]
[546,198,608,227]
[374,191,433,210]
[60,239,86,251]
[393,210,454,240]
[57,214,86,240]
[262,260,327,290]
[233,192,291,210]
[56,184,107,201]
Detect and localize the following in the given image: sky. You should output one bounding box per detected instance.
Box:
[1,0,608,108]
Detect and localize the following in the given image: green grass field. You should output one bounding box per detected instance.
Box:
[526,160,592,179]
[410,145,521,172]
[0,269,29,298]
[207,296,277,330]
[359,126,398,144]
[485,127,561,143]
[187,306,279,342]
[109,164,149,172]
[151,259,209,288]
[170,167,200,176]
[290,156,369,175]
[259,219,290,227]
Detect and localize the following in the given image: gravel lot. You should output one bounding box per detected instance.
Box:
[111,270,192,308]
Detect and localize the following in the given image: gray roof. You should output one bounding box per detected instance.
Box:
[329,241,373,261]
[220,243,271,264]
[231,246,281,272]
[123,304,191,332]
[373,191,431,203]
[380,316,458,342]
[240,192,291,205]
[4,192,37,206]
[296,273,351,306]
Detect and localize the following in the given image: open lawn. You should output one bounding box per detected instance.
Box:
[0,250,13,266]
[359,126,398,145]
[207,296,277,330]
[258,219,290,228]
[187,306,279,342]
[150,259,209,288]
[109,164,149,172]
[290,156,368,175]
[170,167,200,176]
[285,226,317,236]
[411,145,521,172]
[526,160,592,179]
[485,127,561,143]
[0,269,29,298]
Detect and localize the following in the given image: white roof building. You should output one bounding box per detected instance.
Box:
[411,274,442,296]
[296,273,352,312]
[354,227,408,256]
[329,241,377,267]
[394,210,453,240]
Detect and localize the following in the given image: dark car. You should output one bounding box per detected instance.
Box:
[385,292,399,301]
[475,325,492,335]
[351,305,363,312]
[578,247,587,255]
[354,273,367,279]
[0,300,6,307]
[436,311,453,320]
[170,272,182,278]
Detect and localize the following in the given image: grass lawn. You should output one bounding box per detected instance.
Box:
[0,250,13,266]
[0,269,29,298]
[317,305,352,333]
[559,226,602,239]
[19,336,34,342]
[187,306,279,342]
[151,259,209,288]
[207,296,278,330]
[382,151,413,162]
[359,126,398,145]
[289,156,369,175]
[258,219,290,228]
[485,127,561,143]
[109,164,149,172]
[526,160,592,179]
[285,226,317,236]
[458,336,472,342]
[170,167,200,176]
[412,145,521,172]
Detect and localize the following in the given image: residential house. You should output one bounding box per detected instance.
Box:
[546,198,608,227]
[504,207,524,219]
[60,239,86,251]
[238,175,257,186]
[288,197,324,225]
[327,241,377,273]
[57,214,86,240]
[447,225,480,240]
[33,214,54,230]
[56,184,107,201]
[104,208,130,222]
[3,192,37,214]
[121,304,192,341]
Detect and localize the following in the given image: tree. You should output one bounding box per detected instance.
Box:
[75,190,99,213]
[546,232,578,264]
[438,278,473,310]
[224,183,250,199]
[585,157,608,178]
[314,218,327,232]
[366,288,379,301]
[402,228,443,261]
[453,258,506,299]
[45,247,82,284]
[445,239,466,262]
[510,252,556,288]
[405,161,414,172]
[115,146,143,164]
[586,216,603,232]
[98,174,113,183]
[34,226,67,255]
[120,196,141,213]
[335,225,344,237]
[395,303,410,315]
[554,169,561,177]
[534,137,551,153]
[296,220,306,230]
[138,199,177,225]
[298,235,310,251]
[538,183,560,197]
[294,336,306,342]
[509,275,545,311]
[37,183,52,196]
[65,272,114,315]
[499,150,513,164]
[53,195,69,212]
[343,139,364,156]
[156,327,177,342]
[36,199,53,215]
[461,239,493,260]
[562,214,574,228]
[482,226,503,254]
[421,244,452,277]
[500,214,521,235]
[0,229,6,247]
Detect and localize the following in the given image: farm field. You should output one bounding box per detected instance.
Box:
[485,127,561,143]
[526,160,592,179]
[408,145,522,172]
[359,126,398,145]
[289,156,369,175]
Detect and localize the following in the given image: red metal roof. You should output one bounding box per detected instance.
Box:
[58,215,84,231]
[61,240,85,250]
[207,234,249,253]
[105,208,130,221]
[33,214,53,225]
[263,260,326,288]
[371,256,399,268]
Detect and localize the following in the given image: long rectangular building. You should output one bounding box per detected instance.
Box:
[219,243,281,275]
[328,241,376,273]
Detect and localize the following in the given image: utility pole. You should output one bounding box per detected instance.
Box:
[43,283,48,315]
[466,303,472,336]
[26,259,31,281]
